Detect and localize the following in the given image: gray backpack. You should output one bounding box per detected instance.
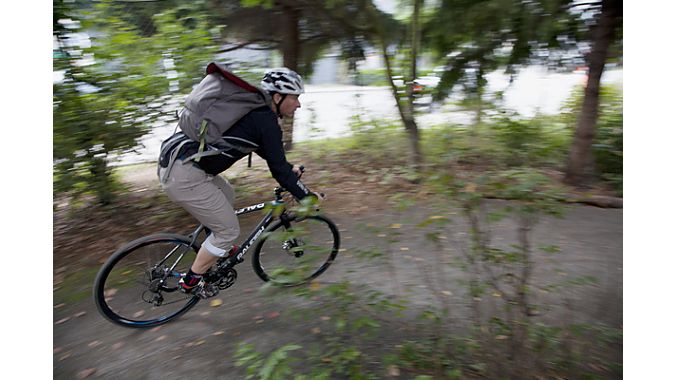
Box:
[178,62,272,162]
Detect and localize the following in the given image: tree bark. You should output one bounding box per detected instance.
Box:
[282,5,300,71]
[408,0,423,168]
[472,95,482,137]
[380,37,422,168]
[280,116,294,151]
[280,4,300,151]
[410,0,421,85]
[564,0,622,186]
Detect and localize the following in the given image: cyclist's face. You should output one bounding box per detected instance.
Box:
[275,94,301,118]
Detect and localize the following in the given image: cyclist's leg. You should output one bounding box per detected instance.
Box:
[190,174,239,273]
[212,174,236,206]
[161,161,240,274]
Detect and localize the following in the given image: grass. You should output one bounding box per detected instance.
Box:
[54,267,100,305]
[289,111,621,199]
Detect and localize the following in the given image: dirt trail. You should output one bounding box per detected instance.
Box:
[53,163,622,379]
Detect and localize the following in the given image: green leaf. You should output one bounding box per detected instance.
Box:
[539,245,561,254]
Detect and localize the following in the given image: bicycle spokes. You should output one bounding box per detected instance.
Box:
[95,237,199,327]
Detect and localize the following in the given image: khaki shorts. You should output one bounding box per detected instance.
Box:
[158,160,239,257]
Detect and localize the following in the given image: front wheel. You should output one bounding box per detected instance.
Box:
[252,215,340,286]
[93,233,201,328]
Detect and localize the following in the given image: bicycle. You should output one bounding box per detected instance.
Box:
[93,168,340,328]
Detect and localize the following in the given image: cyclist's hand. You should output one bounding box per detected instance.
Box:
[312,191,326,202]
[292,165,303,178]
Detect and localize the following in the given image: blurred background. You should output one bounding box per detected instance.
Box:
[53,0,623,379]
[54,0,622,202]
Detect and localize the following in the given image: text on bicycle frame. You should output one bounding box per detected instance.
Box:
[238,224,267,261]
[235,203,266,215]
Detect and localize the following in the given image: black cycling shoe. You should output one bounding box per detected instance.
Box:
[179,277,219,299]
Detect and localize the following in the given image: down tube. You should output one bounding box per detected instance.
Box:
[235,211,275,262]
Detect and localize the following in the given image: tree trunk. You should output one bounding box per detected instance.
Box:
[90,156,114,205]
[280,116,294,151]
[408,0,423,168]
[282,5,299,71]
[410,0,421,85]
[564,0,622,186]
[472,95,482,137]
[380,37,422,168]
[363,0,422,168]
[281,4,300,151]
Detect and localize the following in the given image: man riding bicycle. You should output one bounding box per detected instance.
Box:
[157,66,324,298]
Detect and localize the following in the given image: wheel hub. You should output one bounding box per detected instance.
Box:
[148,278,162,293]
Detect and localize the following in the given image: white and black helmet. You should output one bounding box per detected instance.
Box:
[260,68,305,95]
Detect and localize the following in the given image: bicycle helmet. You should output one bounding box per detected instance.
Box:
[260,68,305,95]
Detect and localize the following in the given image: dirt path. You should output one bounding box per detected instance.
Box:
[53,164,622,379]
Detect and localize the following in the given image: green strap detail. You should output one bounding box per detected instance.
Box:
[195,120,208,163]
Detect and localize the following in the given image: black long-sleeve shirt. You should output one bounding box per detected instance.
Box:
[176,106,312,200]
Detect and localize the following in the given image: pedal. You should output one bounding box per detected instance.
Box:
[195,283,220,299]
[180,278,219,299]
[217,268,237,290]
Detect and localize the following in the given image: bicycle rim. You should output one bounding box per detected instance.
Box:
[93,234,200,328]
[253,215,340,285]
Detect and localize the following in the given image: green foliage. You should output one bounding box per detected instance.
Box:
[234,163,616,378]
[356,68,389,86]
[241,0,275,9]
[235,343,301,380]
[53,267,101,304]
[388,192,416,211]
[299,91,620,192]
[542,275,599,292]
[493,114,543,166]
[292,107,412,169]
[528,322,622,376]
[53,0,219,204]
[347,111,409,164]
[427,163,624,377]
[425,0,588,102]
[488,168,565,215]
[397,338,463,377]
[353,246,385,261]
[238,283,394,378]
[491,112,571,167]
[211,0,386,79]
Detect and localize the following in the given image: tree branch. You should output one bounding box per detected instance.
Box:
[217,40,280,53]
[243,45,280,51]
[298,0,375,35]
[565,1,602,10]
[300,33,332,44]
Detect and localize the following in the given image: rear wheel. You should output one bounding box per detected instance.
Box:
[252,215,340,286]
[93,234,200,328]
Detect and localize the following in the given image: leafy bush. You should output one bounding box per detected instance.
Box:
[594,86,623,193]
[487,111,572,168]
[492,113,544,166]
[53,1,219,204]
[356,68,389,86]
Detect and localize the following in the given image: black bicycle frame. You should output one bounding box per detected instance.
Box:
[184,199,288,269]
[232,202,277,263]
